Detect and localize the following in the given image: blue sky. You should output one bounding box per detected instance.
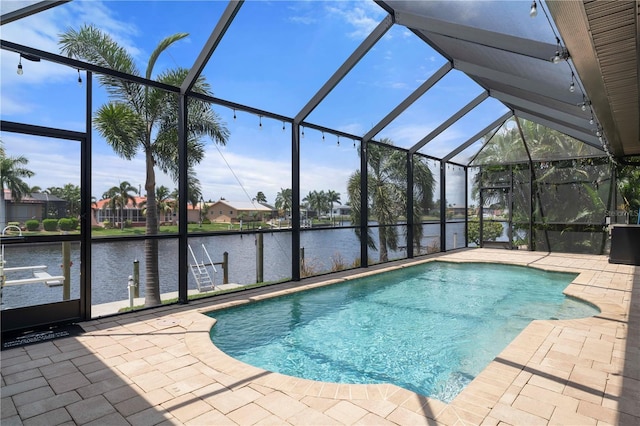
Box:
[1,0,513,207]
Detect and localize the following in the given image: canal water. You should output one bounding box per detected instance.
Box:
[1,223,466,309]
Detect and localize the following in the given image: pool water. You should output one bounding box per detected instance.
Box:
[209,261,599,402]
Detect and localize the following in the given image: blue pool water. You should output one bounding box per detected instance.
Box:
[209,261,599,402]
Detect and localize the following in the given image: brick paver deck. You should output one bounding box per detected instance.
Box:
[2,249,638,425]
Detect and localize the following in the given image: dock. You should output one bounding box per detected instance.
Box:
[91,283,244,317]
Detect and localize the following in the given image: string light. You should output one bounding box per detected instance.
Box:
[589,116,594,125]
[233,109,236,120]
[17,56,23,75]
[282,121,285,132]
[301,127,305,138]
[353,139,356,148]
[259,115,262,129]
[337,135,340,146]
[77,69,82,86]
[529,0,537,18]
[569,72,575,93]
[321,131,325,141]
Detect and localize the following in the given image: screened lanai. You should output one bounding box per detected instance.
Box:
[1,0,638,332]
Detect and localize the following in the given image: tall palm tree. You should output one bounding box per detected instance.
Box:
[326,189,341,220]
[0,146,35,229]
[348,139,434,262]
[103,181,138,229]
[302,190,325,218]
[60,25,229,307]
[275,188,293,218]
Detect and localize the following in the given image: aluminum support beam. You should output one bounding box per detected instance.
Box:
[514,110,603,150]
[491,90,591,130]
[177,95,189,303]
[81,71,93,320]
[442,111,512,162]
[181,0,243,94]
[454,60,584,108]
[409,91,488,154]
[2,40,180,93]
[295,14,394,123]
[362,62,452,142]
[394,10,558,61]
[1,1,69,25]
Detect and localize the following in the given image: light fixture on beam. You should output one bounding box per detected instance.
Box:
[16,53,42,75]
[550,38,569,64]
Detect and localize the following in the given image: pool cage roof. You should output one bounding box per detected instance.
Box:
[1,0,638,164]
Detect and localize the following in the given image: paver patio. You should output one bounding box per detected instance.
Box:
[1,249,638,425]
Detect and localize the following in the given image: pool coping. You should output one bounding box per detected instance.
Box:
[181,250,633,424]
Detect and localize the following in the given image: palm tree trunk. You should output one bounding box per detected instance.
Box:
[0,190,6,230]
[144,151,161,307]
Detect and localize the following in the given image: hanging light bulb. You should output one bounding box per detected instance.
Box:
[321,131,325,141]
[551,38,563,64]
[17,57,23,75]
[596,129,602,137]
[301,127,305,138]
[259,115,262,129]
[353,139,356,148]
[233,109,236,120]
[529,0,537,18]
[581,102,587,112]
[337,135,340,147]
[589,116,594,125]
[77,69,82,86]
[282,121,285,132]
[569,73,575,93]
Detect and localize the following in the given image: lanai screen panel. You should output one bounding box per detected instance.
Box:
[384,0,601,158]
[200,1,373,118]
[377,69,485,151]
[305,23,442,139]
[420,97,507,159]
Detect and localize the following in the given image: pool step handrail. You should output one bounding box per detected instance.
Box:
[188,244,216,292]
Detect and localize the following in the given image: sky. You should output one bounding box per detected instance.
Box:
[0,0,516,207]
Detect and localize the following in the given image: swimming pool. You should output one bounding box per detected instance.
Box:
[208,261,599,402]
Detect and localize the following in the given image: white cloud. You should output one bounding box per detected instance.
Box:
[325,2,385,39]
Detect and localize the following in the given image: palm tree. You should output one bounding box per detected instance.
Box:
[302,190,323,218]
[0,146,35,229]
[139,185,173,230]
[347,139,434,262]
[60,25,229,307]
[255,191,267,204]
[275,188,293,218]
[103,181,138,229]
[326,189,341,221]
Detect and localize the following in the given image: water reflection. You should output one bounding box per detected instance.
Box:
[1,223,462,310]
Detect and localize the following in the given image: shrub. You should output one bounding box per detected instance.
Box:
[58,218,74,231]
[68,217,79,230]
[202,218,211,224]
[102,220,113,229]
[25,219,40,231]
[124,220,132,228]
[467,219,504,245]
[43,219,58,231]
